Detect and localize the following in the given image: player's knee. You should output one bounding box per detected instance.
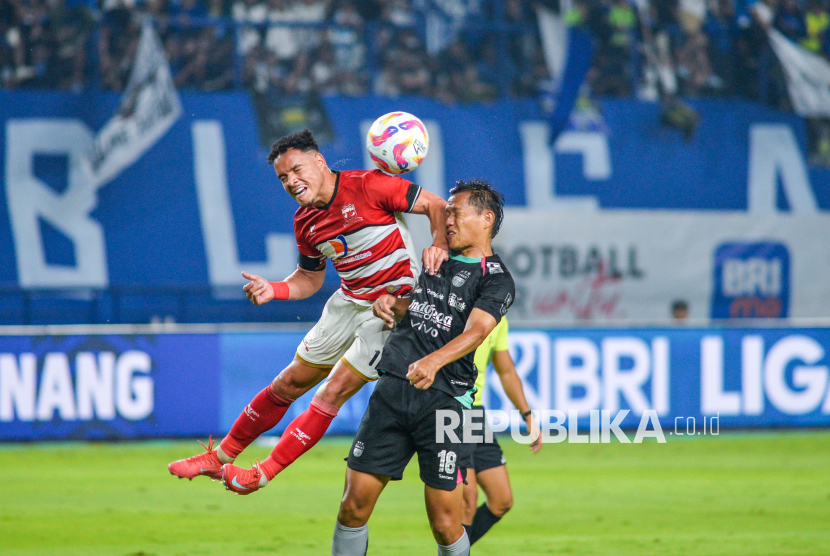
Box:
[429,511,459,544]
[319,366,365,406]
[337,496,371,528]
[490,496,513,517]
[271,365,318,398]
[429,513,459,545]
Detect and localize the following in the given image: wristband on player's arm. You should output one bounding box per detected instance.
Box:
[521,409,533,420]
[270,281,290,300]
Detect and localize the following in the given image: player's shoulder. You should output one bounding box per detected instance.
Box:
[482,255,514,283]
[293,204,314,225]
[338,169,373,182]
[338,169,392,196]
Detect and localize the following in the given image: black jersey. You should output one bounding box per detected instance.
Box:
[377,253,515,406]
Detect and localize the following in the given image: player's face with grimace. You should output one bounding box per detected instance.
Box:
[273,147,330,207]
[445,191,495,252]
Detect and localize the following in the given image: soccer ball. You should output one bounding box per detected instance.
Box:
[366,112,429,174]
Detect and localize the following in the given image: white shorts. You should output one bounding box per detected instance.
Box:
[296,290,388,381]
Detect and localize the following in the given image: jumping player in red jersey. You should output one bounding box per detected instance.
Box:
[167,129,449,492]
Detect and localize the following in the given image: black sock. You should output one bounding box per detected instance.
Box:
[469,503,501,545]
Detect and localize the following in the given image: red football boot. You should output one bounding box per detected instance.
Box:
[168,437,224,481]
[222,462,263,495]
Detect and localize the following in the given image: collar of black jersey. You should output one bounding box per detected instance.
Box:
[450,253,485,263]
[315,170,340,211]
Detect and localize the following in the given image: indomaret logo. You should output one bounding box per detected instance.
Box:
[409,300,453,331]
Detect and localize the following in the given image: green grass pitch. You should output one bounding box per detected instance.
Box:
[1,430,828,555]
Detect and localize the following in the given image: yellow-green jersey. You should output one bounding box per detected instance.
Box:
[472,317,509,407]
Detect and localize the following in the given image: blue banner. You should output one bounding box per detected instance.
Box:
[0,333,221,440]
[1,326,828,440]
[2,90,830,295]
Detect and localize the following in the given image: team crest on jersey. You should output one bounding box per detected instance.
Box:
[452,270,471,287]
[321,235,349,259]
[342,204,362,223]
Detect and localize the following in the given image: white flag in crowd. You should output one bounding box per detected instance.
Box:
[86,21,182,188]
[768,29,830,118]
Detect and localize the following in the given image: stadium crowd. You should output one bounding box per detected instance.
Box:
[0,0,827,106]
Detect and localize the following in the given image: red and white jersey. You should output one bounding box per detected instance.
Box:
[293,170,422,303]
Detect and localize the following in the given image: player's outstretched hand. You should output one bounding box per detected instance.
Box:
[242,272,275,305]
[372,294,397,329]
[526,413,542,454]
[406,356,439,390]
[422,246,449,276]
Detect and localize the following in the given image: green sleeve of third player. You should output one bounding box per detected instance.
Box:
[492,317,510,352]
[472,318,509,406]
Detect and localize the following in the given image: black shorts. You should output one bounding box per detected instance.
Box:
[468,408,506,473]
[347,374,472,491]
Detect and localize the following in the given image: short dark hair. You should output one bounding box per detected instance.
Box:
[449,178,505,238]
[671,299,688,313]
[267,129,319,165]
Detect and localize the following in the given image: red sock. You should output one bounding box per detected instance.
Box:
[220,384,294,459]
[259,395,338,480]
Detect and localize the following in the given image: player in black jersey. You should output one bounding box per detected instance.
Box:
[330,180,514,556]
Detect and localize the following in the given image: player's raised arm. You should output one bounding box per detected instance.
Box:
[241,265,325,305]
[410,188,449,275]
[490,349,542,453]
[406,308,499,390]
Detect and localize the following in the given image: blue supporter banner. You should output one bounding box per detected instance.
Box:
[1,326,828,440]
[2,90,830,296]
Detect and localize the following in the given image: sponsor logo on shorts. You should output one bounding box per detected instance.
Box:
[452,271,471,287]
[353,441,364,457]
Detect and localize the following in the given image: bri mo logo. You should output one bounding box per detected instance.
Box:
[711,242,790,319]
